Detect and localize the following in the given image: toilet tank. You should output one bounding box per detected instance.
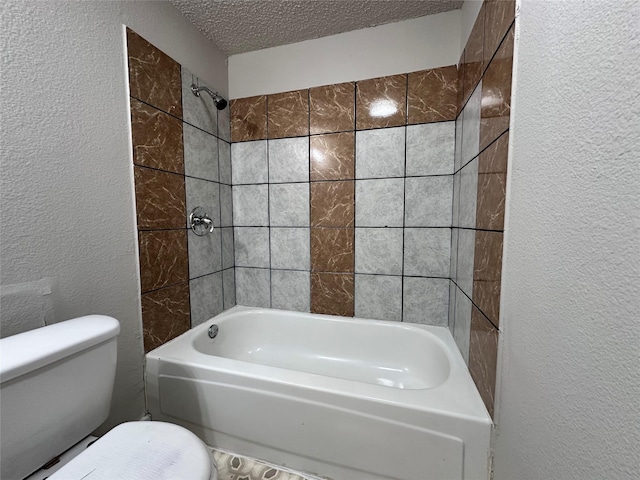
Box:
[0,315,120,480]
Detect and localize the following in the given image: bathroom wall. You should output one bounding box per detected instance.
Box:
[449,0,515,417]
[127,29,235,353]
[230,67,457,323]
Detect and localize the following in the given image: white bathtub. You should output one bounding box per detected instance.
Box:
[146,306,491,480]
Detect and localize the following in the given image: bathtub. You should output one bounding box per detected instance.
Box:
[145,306,491,480]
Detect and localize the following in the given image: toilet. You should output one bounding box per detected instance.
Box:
[0,315,216,480]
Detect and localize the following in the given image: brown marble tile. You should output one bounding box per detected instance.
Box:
[408,66,458,124]
[311,228,354,273]
[268,90,309,139]
[310,82,355,134]
[480,25,514,151]
[457,51,466,116]
[131,99,184,174]
[484,0,516,66]
[356,74,407,129]
[463,4,485,107]
[468,307,499,418]
[310,132,355,181]
[134,166,186,230]
[473,230,503,327]
[138,230,188,293]
[311,273,354,317]
[476,132,508,231]
[127,29,182,117]
[310,181,355,227]
[230,95,267,142]
[142,282,190,353]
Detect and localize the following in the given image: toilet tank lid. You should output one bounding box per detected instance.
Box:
[0,315,120,384]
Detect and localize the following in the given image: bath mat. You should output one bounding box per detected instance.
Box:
[211,449,320,480]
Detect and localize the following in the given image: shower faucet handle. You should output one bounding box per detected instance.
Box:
[189,207,214,236]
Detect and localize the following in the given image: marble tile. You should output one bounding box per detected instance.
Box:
[232,184,268,226]
[268,137,310,183]
[448,280,457,335]
[310,272,354,317]
[354,228,403,275]
[403,277,449,326]
[403,228,451,277]
[271,270,311,313]
[356,74,407,130]
[473,230,503,327]
[189,272,223,327]
[231,140,268,184]
[185,177,220,229]
[138,230,188,293]
[134,167,186,230]
[406,122,455,176]
[452,170,461,228]
[141,283,190,353]
[183,123,218,181]
[182,67,217,136]
[310,181,354,227]
[459,157,479,229]
[354,274,402,321]
[450,226,459,280]
[456,50,466,116]
[453,286,472,364]
[222,268,236,309]
[235,267,270,308]
[355,127,405,178]
[355,178,404,227]
[407,65,458,124]
[188,227,222,278]
[469,307,499,417]
[456,228,476,298]
[462,4,485,107]
[311,228,354,273]
[218,140,232,185]
[480,25,514,151]
[404,176,453,227]
[270,183,310,227]
[462,81,482,166]
[310,132,355,181]
[268,89,309,139]
[218,105,231,142]
[131,98,184,174]
[220,184,233,227]
[484,0,516,66]
[221,227,235,269]
[309,82,355,134]
[230,95,267,142]
[234,227,270,268]
[127,29,182,117]
[454,110,464,172]
[476,132,508,230]
[271,228,310,271]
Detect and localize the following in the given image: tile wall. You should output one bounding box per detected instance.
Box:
[230,66,458,325]
[450,0,515,417]
[127,29,235,352]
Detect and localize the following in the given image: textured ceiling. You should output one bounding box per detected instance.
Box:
[170,0,464,56]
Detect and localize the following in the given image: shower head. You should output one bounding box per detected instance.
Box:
[190,84,228,110]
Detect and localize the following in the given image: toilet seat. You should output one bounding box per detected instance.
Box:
[48,421,216,480]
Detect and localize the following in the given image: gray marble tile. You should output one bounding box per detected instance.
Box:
[186,177,220,229]
[354,274,402,321]
[190,272,223,327]
[453,285,472,364]
[271,270,310,313]
[454,111,464,173]
[218,141,232,185]
[223,268,236,309]
[450,227,459,280]
[448,280,457,335]
[406,122,455,176]
[231,140,268,184]
[221,227,234,269]
[234,227,269,268]
[403,228,451,277]
[235,267,270,308]
[355,178,404,227]
[232,184,268,226]
[404,176,453,227]
[188,228,222,279]
[270,228,310,270]
[402,277,449,326]
[218,105,230,142]
[184,123,218,181]
[355,127,405,179]
[355,228,403,275]
[458,157,478,229]
[461,80,482,167]
[268,137,309,183]
[452,171,461,228]
[220,184,233,227]
[182,67,217,136]
[456,228,476,298]
[269,183,310,227]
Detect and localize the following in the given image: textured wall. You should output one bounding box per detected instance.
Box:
[494,0,640,478]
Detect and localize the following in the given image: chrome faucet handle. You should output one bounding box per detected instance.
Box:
[189,207,214,236]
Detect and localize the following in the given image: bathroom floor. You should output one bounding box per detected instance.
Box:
[212,449,320,480]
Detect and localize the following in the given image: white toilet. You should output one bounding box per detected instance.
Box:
[0,315,217,480]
